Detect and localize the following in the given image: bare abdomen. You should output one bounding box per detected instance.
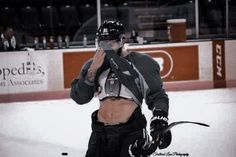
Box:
[97,98,138,124]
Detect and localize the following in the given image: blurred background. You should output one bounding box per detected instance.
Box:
[0,0,235,49]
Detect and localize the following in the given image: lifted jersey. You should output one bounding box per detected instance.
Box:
[70,51,169,114]
[98,68,133,101]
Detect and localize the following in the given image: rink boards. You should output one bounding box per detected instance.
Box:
[0,39,236,102]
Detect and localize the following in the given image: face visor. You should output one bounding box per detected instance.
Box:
[95,37,124,51]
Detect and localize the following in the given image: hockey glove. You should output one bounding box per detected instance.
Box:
[129,129,157,157]
[150,110,172,149]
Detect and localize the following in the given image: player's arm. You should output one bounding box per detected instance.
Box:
[129,55,171,156]
[140,56,171,149]
[146,59,171,149]
[70,59,96,104]
[70,49,106,104]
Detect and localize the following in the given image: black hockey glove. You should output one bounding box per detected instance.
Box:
[150,110,172,149]
[129,129,157,157]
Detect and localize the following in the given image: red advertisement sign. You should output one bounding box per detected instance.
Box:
[128,46,199,82]
[63,45,199,88]
[63,51,94,88]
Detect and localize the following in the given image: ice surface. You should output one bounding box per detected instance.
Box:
[0,88,236,157]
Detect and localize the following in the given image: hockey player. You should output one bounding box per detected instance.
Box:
[70,20,171,157]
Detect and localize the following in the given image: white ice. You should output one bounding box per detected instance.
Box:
[0,88,236,157]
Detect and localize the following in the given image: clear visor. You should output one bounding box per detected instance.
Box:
[95,38,121,50]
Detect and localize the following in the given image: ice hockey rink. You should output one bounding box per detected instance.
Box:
[0,87,236,157]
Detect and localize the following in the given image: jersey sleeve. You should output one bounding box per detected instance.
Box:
[135,53,169,115]
[145,64,169,115]
[70,59,96,104]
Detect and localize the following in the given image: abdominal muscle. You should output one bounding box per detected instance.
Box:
[97,98,138,124]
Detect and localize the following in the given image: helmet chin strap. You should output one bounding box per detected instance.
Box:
[117,36,125,56]
[117,47,123,56]
[119,35,125,47]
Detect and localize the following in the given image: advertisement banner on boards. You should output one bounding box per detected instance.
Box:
[63,45,199,88]
[212,40,226,88]
[63,51,94,88]
[0,51,48,94]
[128,45,199,82]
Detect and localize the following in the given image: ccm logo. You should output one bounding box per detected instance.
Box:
[216,44,223,77]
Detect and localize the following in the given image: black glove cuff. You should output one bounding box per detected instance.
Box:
[150,110,171,150]
[150,110,168,136]
[152,110,168,123]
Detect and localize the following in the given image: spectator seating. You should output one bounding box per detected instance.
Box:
[20,6,42,35]
[78,3,96,24]
[101,3,118,22]
[41,5,62,34]
[0,7,21,29]
[60,5,80,34]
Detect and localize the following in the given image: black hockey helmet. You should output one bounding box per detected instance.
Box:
[96,20,125,41]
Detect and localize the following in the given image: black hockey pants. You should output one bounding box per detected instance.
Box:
[85,107,147,157]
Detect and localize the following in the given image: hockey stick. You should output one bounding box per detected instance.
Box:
[129,121,209,157]
[149,121,209,149]
[163,121,210,133]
